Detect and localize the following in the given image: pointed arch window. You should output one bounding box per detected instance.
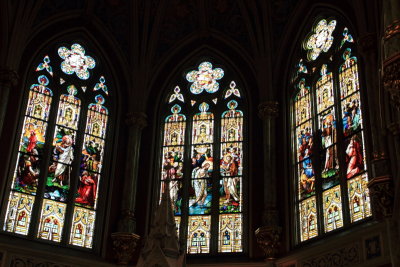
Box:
[158,61,245,254]
[2,43,112,249]
[291,18,371,243]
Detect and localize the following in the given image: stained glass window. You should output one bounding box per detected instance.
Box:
[292,18,371,242]
[159,61,245,254]
[2,43,112,249]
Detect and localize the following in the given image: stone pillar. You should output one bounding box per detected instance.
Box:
[111,112,147,265]
[0,69,18,138]
[255,101,281,264]
[381,1,400,266]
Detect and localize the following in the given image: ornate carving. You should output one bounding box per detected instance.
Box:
[258,101,279,120]
[358,33,377,54]
[388,121,400,135]
[367,176,394,220]
[384,19,400,41]
[125,112,148,129]
[255,225,281,260]
[383,54,400,108]
[302,243,361,267]
[0,69,19,87]
[9,255,71,266]
[111,232,141,265]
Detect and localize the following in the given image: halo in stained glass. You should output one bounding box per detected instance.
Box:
[304,19,337,61]
[93,76,109,95]
[227,100,238,110]
[58,43,96,80]
[199,102,209,112]
[186,62,224,94]
[95,94,105,105]
[67,85,78,96]
[171,104,182,114]
[38,75,49,86]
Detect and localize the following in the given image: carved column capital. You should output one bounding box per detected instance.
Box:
[258,101,279,120]
[0,68,19,87]
[367,176,394,220]
[111,232,141,265]
[358,33,377,55]
[255,225,282,260]
[384,19,400,42]
[125,112,148,129]
[383,54,400,109]
[388,121,400,135]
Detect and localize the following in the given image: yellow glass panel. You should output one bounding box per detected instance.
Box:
[69,206,96,248]
[348,173,372,222]
[218,214,242,253]
[187,216,211,254]
[3,192,35,235]
[323,185,343,232]
[37,199,66,242]
[299,197,318,241]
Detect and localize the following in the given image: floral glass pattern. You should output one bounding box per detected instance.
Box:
[58,43,96,80]
[186,62,224,94]
[304,19,337,61]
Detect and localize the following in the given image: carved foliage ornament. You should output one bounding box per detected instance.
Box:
[0,69,19,87]
[383,54,400,109]
[255,225,281,260]
[125,112,148,129]
[384,19,400,41]
[367,177,394,220]
[111,232,141,265]
[258,101,279,119]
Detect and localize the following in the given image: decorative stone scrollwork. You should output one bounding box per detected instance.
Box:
[367,176,394,220]
[383,54,400,109]
[255,225,281,260]
[384,19,400,41]
[302,243,361,267]
[357,33,377,55]
[125,112,148,129]
[0,68,19,87]
[258,101,279,120]
[111,232,141,265]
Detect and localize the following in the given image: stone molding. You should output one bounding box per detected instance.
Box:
[0,68,19,87]
[302,242,361,267]
[255,225,281,260]
[384,19,400,41]
[125,112,148,129]
[383,53,400,109]
[111,232,141,265]
[258,101,279,120]
[367,176,394,220]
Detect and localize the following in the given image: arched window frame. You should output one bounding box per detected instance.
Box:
[154,58,249,255]
[0,40,115,251]
[289,15,372,244]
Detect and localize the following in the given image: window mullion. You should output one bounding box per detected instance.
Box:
[210,106,221,255]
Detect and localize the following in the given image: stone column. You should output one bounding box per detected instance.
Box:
[0,69,18,138]
[255,101,281,265]
[380,1,400,266]
[111,112,147,265]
